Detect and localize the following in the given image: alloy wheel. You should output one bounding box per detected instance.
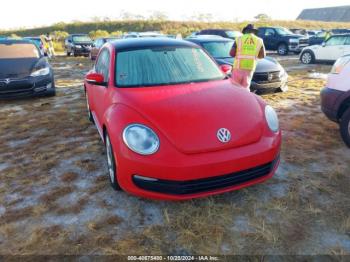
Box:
[302,53,312,64]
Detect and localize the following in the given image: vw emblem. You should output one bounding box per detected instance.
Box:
[4,78,11,84]
[267,73,273,81]
[217,128,231,143]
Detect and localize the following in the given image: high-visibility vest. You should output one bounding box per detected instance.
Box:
[234,33,263,71]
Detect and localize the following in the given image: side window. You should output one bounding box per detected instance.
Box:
[265,29,275,36]
[345,37,350,45]
[95,49,111,82]
[326,36,346,46]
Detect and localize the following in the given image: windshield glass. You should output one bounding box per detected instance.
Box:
[116,47,224,87]
[73,36,92,43]
[0,43,40,59]
[202,41,233,58]
[275,28,294,35]
[225,31,242,38]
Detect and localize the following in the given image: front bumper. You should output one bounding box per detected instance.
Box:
[320,87,344,122]
[0,75,55,99]
[114,132,282,200]
[251,71,288,92]
[73,47,91,55]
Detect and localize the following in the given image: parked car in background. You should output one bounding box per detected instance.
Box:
[90,37,120,60]
[321,55,350,147]
[187,36,288,93]
[123,32,165,39]
[23,36,47,56]
[197,29,242,40]
[84,38,281,200]
[290,28,307,36]
[65,34,93,57]
[257,27,309,55]
[0,39,55,98]
[332,29,350,34]
[306,30,322,37]
[308,31,328,46]
[300,34,350,64]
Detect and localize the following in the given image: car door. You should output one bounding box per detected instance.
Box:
[317,36,347,61]
[263,28,278,50]
[90,48,111,127]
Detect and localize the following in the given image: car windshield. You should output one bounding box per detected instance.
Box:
[73,36,92,42]
[225,31,242,38]
[0,43,40,59]
[116,46,225,87]
[275,28,294,35]
[202,41,234,58]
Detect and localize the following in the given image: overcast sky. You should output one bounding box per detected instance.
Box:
[1,0,350,30]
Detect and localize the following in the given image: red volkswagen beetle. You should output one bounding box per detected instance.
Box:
[84,38,281,200]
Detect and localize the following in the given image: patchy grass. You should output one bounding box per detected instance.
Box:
[0,55,349,256]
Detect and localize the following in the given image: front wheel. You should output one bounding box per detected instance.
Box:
[340,107,350,148]
[105,133,122,191]
[277,43,288,56]
[301,51,315,64]
[85,91,94,123]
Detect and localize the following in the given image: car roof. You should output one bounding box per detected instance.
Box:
[110,38,198,51]
[330,33,350,37]
[200,29,232,32]
[187,37,233,43]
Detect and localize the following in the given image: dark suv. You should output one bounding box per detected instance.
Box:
[197,29,242,40]
[65,34,93,57]
[257,27,309,55]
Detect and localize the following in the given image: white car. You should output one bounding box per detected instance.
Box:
[321,55,350,147]
[300,34,350,64]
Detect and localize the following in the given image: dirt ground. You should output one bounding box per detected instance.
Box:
[0,55,349,256]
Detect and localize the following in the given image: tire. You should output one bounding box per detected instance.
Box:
[301,51,315,64]
[340,107,350,148]
[277,43,288,56]
[66,51,71,56]
[105,133,122,191]
[85,90,94,123]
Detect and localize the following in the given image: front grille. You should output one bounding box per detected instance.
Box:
[0,77,34,98]
[133,157,279,195]
[252,71,281,83]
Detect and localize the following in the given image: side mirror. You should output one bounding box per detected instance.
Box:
[220,64,232,74]
[86,72,107,86]
[322,42,326,47]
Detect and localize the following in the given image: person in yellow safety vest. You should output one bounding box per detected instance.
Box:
[325,30,332,41]
[230,24,266,91]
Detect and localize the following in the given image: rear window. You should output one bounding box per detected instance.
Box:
[0,43,40,59]
[116,46,224,87]
[202,41,234,58]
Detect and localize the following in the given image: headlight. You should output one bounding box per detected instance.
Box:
[30,67,50,77]
[279,68,287,78]
[331,56,350,74]
[123,124,160,155]
[75,45,82,48]
[265,105,279,133]
[289,38,299,43]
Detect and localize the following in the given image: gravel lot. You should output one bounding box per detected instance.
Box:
[0,55,349,256]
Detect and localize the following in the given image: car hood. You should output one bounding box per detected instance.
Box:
[216,57,282,73]
[118,80,265,154]
[0,58,42,79]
